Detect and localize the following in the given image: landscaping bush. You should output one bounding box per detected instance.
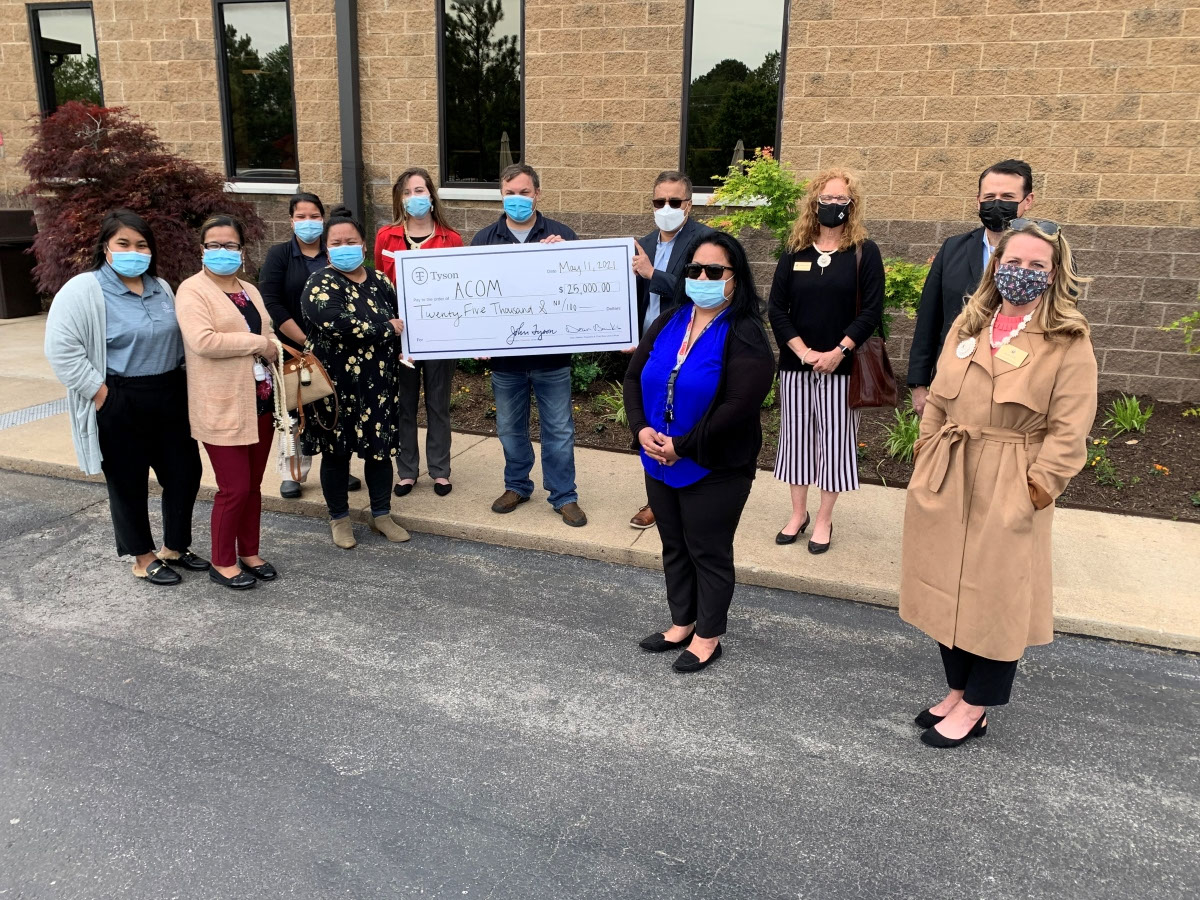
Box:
[570,354,603,393]
[709,147,807,259]
[21,102,264,294]
[1103,394,1153,436]
[882,257,929,339]
[883,404,921,463]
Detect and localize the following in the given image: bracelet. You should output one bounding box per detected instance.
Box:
[800,349,811,365]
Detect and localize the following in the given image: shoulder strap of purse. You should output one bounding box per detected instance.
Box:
[854,244,862,317]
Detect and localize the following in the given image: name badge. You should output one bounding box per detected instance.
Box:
[794,261,812,271]
[995,344,1028,367]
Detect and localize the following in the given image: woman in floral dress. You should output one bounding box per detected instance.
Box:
[301,205,410,549]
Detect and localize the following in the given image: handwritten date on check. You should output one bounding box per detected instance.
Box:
[395,238,639,360]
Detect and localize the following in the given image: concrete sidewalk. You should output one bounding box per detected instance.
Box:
[2,314,1197,652]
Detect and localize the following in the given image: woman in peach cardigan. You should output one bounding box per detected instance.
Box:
[176,215,279,591]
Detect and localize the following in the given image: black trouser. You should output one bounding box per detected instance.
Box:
[645,470,753,639]
[396,359,455,480]
[321,453,393,519]
[939,644,1019,707]
[96,368,202,557]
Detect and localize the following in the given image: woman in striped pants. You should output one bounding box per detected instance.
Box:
[767,170,884,553]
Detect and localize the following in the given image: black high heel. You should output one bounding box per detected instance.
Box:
[920,710,988,748]
[807,522,833,554]
[775,512,810,545]
[914,708,945,729]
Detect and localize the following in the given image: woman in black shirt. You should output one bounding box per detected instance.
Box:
[767,170,883,554]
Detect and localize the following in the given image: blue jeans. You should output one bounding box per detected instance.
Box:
[491,367,577,508]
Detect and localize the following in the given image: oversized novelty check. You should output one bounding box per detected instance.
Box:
[394,238,638,359]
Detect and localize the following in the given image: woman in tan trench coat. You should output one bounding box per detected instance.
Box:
[899,219,1097,748]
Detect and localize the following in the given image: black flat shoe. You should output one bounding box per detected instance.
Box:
[808,523,834,554]
[347,474,362,491]
[239,560,278,581]
[209,568,257,591]
[775,513,811,545]
[393,481,414,497]
[433,482,453,497]
[920,711,988,748]
[136,559,181,586]
[639,628,695,652]
[914,708,946,729]
[158,550,210,572]
[280,480,302,499]
[673,642,722,673]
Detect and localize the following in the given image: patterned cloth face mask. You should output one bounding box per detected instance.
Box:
[995,263,1050,306]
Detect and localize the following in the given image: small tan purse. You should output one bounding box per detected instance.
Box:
[279,344,336,412]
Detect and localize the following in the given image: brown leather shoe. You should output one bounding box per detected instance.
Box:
[557,501,587,527]
[491,490,530,514]
[630,505,656,529]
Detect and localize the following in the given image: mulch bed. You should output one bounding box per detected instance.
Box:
[439,371,1200,523]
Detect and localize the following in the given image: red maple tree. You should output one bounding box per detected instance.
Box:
[21,102,265,295]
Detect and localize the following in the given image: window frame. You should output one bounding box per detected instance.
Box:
[211,0,301,185]
[435,0,526,190]
[678,0,790,194]
[27,2,104,115]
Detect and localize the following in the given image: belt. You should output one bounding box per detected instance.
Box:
[925,423,1047,522]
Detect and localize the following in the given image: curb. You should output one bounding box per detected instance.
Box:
[2,454,1196,656]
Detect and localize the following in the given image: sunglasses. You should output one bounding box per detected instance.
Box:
[684,263,733,280]
[652,197,686,209]
[1009,218,1060,237]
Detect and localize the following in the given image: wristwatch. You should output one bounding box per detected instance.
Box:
[838,344,852,357]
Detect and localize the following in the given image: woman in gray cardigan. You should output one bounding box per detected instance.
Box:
[44,209,207,585]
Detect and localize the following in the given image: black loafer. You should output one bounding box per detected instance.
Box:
[433,482,453,497]
[159,550,210,571]
[239,560,279,581]
[393,482,414,497]
[673,642,722,673]
[280,480,302,499]
[639,629,695,652]
[914,708,946,729]
[209,568,256,591]
[137,559,181,586]
[775,513,811,545]
[347,474,362,491]
[808,523,834,554]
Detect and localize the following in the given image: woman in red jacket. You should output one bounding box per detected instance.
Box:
[374,167,464,497]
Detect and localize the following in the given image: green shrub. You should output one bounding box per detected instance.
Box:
[593,382,627,427]
[570,355,603,393]
[761,373,778,409]
[883,405,921,463]
[1161,309,1198,354]
[457,358,486,376]
[881,257,929,339]
[1103,394,1153,436]
[708,147,808,259]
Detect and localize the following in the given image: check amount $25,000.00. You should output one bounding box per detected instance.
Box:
[396,238,639,360]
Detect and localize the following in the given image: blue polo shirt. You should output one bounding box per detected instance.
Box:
[96,264,184,377]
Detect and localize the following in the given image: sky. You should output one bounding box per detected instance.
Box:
[35,7,98,57]
[689,0,786,80]
[223,1,291,54]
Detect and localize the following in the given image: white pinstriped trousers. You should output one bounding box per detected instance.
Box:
[773,369,861,492]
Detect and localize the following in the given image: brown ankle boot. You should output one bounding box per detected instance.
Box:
[330,517,356,549]
[369,514,410,542]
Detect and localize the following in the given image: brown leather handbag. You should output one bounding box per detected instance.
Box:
[847,245,899,409]
[280,344,336,412]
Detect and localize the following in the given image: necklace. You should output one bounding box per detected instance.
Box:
[814,243,837,274]
[989,308,1034,349]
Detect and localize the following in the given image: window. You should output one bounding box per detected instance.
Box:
[214,1,298,182]
[438,0,523,186]
[681,0,788,190]
[28,3,102,114]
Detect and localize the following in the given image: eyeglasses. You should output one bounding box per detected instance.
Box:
[652,197,686,209]
[684,263,733,280]
[817,194,852,205]
[202,241,243,251]
[1009,218,1060,237]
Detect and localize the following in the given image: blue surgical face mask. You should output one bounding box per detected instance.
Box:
[293,220,324,243]
[404,195,432,218]
[202,248,242,276]
[685,277,730,309]
[109,251,151,278]
[328,244,365,272]
[503,194,535,224]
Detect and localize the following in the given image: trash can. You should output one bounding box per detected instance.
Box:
[0,210,40,319]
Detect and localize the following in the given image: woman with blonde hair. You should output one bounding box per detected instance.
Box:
[899,219,1097,748]
[374,167,464,498]
[767,169,883,553]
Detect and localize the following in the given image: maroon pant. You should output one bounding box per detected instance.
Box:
[204,413,274,567]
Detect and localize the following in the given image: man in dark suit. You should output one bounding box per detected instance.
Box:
[627,170,714,529]
[907,159,1035,416]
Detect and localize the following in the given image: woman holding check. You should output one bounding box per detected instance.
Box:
[624,232,774,673]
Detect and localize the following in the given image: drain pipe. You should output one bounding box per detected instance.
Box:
[335,0,364,220]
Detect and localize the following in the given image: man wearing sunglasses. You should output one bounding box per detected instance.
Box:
[907,159,1035,416]
[627,171,714,530]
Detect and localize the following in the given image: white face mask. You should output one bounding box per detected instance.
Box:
[654,205,686,233]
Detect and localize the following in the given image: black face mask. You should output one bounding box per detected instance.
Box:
[978,199,1020,232]
[817,202,850,228]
